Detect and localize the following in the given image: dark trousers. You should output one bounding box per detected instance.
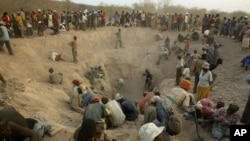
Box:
[0,40,14,55]
[176,67,182,85]
[193,72,199,93]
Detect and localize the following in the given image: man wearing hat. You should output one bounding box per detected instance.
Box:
[195,62,213,102]
[0,21,14,55]
[139,122,165,141]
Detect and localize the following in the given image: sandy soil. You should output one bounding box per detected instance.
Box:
[0,26,249,141]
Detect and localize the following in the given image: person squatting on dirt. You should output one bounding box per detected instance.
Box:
[0,21,14,55]
[115,93,138,121]
[142,96,160,125]
[83,95,110,123]
[115,28,122,48]
[69,35,78,64]
[171,41,183,56]
[48,68,63,84]
[101,97,125,129]
[211,103,240,140]
[241,53,250,70]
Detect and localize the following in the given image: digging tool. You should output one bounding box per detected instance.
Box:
[193,108,205,141]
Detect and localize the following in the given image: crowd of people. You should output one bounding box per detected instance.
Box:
[1,7,250,141]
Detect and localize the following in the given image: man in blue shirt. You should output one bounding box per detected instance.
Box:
[115,93,138,121]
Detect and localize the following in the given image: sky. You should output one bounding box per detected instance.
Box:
[71,0,250,13]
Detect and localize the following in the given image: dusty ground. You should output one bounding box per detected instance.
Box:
[0,26,249,141]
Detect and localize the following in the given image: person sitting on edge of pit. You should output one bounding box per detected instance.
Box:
[115,93,138,121]
[48,68,63,84]
[70,85,85,114]
[50,49,64,62]
[79,87,93,109]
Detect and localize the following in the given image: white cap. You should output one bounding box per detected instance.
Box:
[115,93,123,100]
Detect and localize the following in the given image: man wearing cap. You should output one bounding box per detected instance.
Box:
[0,21,14,55]
[195,62,213,102]
[83,95,110,123]
[70,85,85,114]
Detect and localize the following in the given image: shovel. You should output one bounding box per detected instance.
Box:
[193,109,205,141]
